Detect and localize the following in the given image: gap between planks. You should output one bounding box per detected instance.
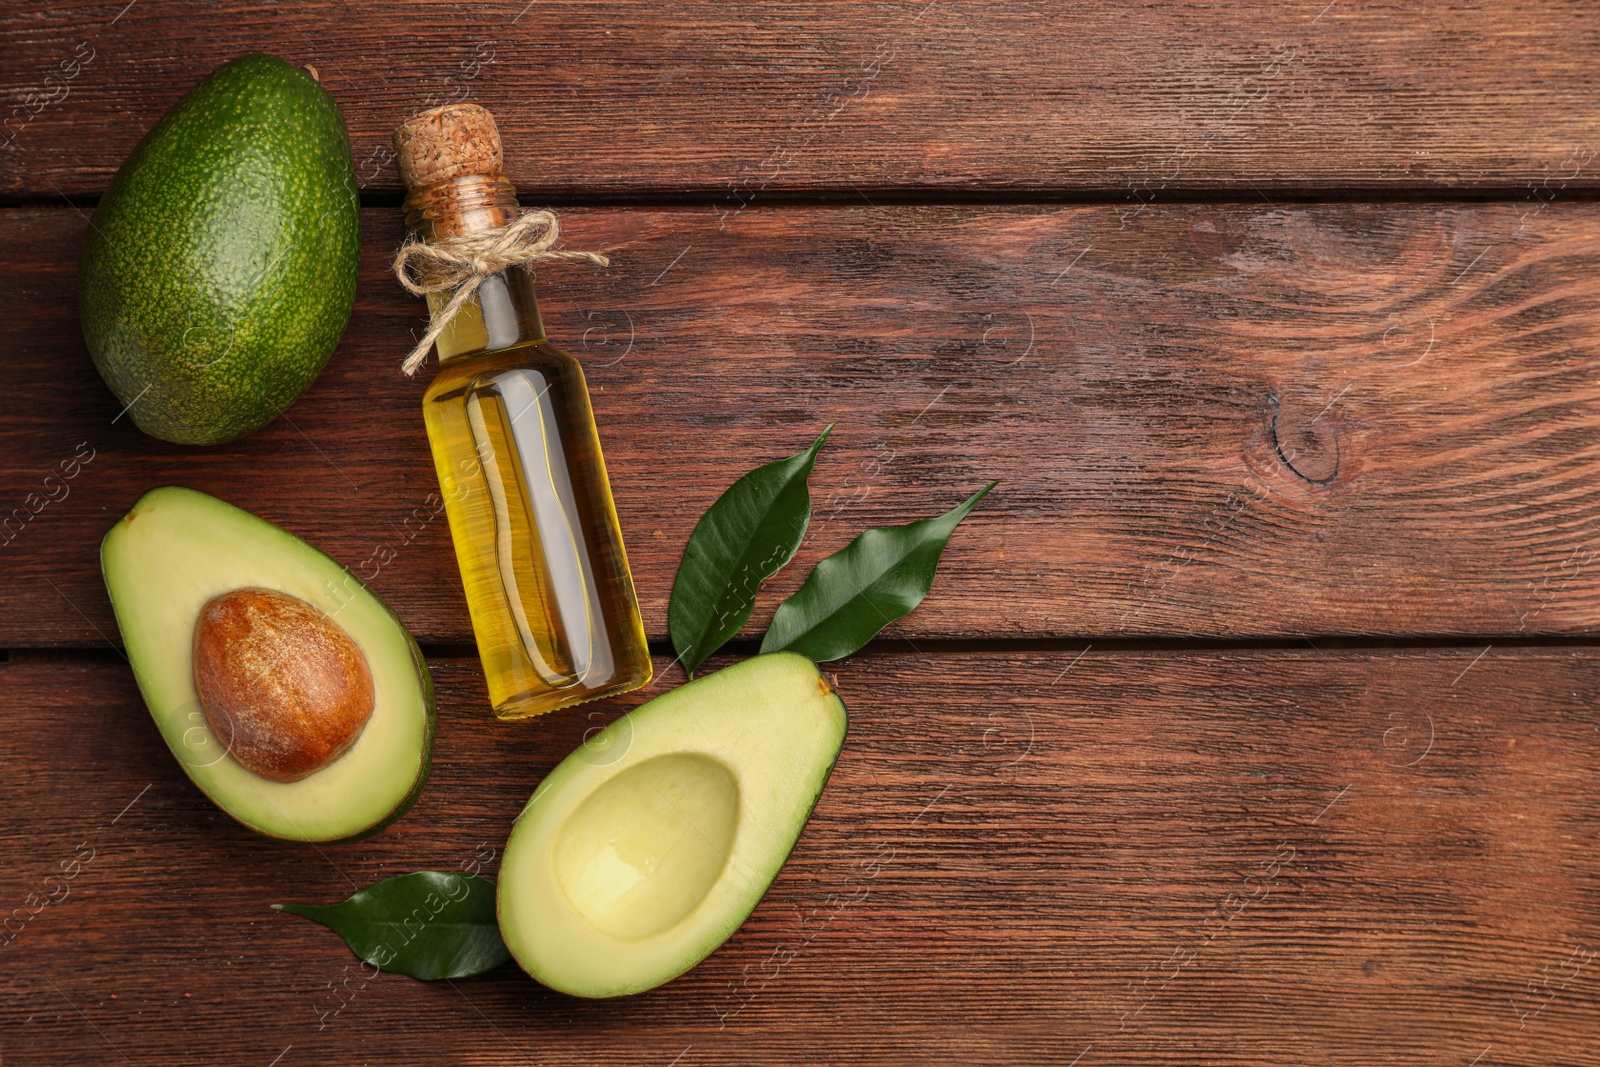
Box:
[7,186,1600,213]
[2,634,1590,664]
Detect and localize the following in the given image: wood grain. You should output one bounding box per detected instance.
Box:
[7,202,1600,645]
[3,1,1599,198]
[0,649,1593,1065]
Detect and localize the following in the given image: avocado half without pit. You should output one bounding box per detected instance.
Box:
[102,487,435,841]
[497,652,848,997]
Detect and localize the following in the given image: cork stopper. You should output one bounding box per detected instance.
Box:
[393,104,505,191]
[394,104,520,239]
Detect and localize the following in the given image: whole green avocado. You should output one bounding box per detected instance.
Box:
[79,54,360,446]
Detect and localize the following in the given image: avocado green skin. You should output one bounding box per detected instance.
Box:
[79,54,359,446]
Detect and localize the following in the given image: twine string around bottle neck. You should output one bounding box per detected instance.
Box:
[392,209,609,376]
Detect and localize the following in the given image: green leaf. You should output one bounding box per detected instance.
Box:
[669,425,833,677]
[760,482,997,662]
[273,872,508,981]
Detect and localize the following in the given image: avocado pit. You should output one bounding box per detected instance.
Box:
[193,588,374,782]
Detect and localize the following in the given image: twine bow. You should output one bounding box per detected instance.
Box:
[392,209,609,375]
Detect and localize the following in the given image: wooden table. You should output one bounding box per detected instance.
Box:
[4,3,1598,1064]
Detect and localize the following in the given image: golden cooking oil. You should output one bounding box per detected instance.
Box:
[397,106,650,719]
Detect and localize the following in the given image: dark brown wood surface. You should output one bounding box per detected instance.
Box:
[5,2,1599,1063]
[8,202,1600,646]
[3,1,1600,197]
[2,650,1596,1066]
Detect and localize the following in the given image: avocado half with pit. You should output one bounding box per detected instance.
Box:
[102,486,435,842]
[498,652,847,997]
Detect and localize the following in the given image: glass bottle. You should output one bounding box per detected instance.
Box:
[395,106,651,719]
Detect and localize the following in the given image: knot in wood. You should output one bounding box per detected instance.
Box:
[1268,393,1342,486]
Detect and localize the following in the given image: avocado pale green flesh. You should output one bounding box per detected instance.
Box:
[101,487,434,842]
[497,653,847,998]
[80,54,359,446]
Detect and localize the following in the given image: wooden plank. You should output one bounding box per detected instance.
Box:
[0,649,1593,1064]
[6,202,1600,645]
[3,1,1599,197]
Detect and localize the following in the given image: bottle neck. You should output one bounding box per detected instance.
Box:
[404,174,546,362]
